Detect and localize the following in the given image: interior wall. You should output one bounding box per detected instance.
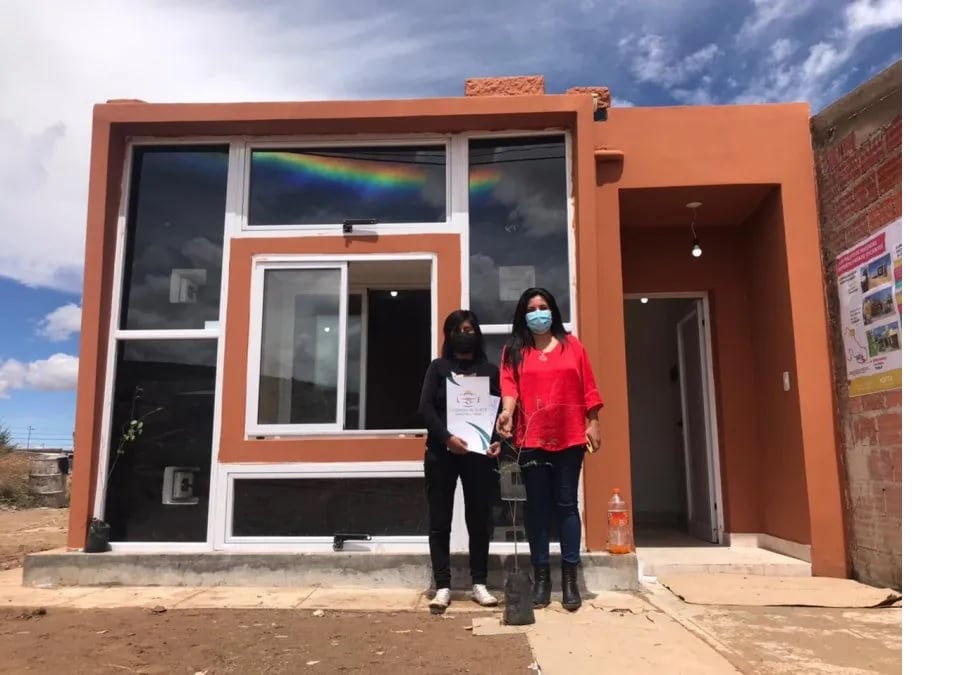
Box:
[746,190,812,544]
[620,226,762,533]
[624,299,690,527]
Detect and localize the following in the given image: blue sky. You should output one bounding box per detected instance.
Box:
[0,0,901,448]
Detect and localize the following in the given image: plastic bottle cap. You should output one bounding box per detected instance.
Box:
[613,488,620,493]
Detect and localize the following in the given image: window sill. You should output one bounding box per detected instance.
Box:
[246,430,428,441]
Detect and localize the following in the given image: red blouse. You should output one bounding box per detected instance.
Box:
[500,335,603,452]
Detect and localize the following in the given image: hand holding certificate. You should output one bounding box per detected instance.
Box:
[445,375,500,455]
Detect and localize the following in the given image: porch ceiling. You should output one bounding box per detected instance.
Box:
[619,184,777,228]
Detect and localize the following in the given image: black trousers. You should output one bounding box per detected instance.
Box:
[424,447,496,588]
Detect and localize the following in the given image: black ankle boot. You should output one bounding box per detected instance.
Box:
[532,565,551,608]
[561,563,582,611]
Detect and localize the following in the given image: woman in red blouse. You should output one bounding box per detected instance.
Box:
[496,287,603,611]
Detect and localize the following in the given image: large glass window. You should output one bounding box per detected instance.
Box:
[248,146,447,226]
[104,340,217,543]
[250,259,433,435]
[468,136,570,326]
[231,477,428,537]
[483,332,509,369]
[257,267,343,427]
[120,146,229,331]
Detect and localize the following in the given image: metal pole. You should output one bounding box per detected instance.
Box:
[26,426,34,449]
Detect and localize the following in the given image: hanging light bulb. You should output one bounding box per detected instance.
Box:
[686,201,703,259]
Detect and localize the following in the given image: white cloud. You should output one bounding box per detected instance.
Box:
[621,34,722,88]
[37,303,82,341]
[0,0,902,294]
[671,86,716,106]
[845,0,902,34]
[0,0,512,292]
[737,0,814,43]
[770,38,797,62]
[735,0,901,108]
[0,354,79,398]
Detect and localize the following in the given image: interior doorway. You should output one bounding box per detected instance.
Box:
[623,294,722,544]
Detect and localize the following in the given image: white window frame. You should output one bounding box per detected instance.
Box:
[459,131,578,336]
[240,136,454,234]
[93,130,578,552]
[245,253,437,438]
[247,260,348,436]
[93,138,237,552]
[455,131,582,556]
[216,462,429,551]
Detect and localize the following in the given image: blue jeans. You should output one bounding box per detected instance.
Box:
[519,446,585,566]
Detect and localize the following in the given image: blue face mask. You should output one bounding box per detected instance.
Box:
[525,309,553,335]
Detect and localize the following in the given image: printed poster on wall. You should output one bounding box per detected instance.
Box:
[835,217,902,397]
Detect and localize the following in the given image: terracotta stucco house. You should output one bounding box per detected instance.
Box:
[52,75,848,584]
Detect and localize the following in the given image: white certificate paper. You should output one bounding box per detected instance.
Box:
[445,375,499,454]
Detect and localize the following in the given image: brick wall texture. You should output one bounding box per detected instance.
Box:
[814,108,901,589]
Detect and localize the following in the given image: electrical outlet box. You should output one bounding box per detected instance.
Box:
[162,466,200,505]
[782,371,791,392]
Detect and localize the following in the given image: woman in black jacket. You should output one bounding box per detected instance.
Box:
[419,309,502,612]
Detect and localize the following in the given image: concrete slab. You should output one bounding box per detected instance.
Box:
[67,586,205,609]
[658,574,901,607]
[471,616,531,636]
[637,543,811,577]
[642,580,902,674]
[583,590,654,614]
[299,588,421,612]
[525,601,740,674]
[23,550,639,592]
[176,587,317,609]
[1,585,99,608]
[0,568,23,587]
[692,605,902,674]
[2,567,99,608]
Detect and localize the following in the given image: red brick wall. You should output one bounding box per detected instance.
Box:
[813,92,901,589]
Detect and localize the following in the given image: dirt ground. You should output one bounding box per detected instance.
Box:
[0,510,532,673]
[0,507,68,570]
[0,607,533,674]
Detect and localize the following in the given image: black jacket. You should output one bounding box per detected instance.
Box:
[418,355,502,452]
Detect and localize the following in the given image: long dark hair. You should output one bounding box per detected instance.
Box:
[441,309,488,361]
[503,287,569,377]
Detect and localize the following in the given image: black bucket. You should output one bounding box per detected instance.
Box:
[84,519,111,553]
[502,570,536,626]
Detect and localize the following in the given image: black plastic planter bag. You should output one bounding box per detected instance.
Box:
[84,519,111,553]
[503,570,536,625]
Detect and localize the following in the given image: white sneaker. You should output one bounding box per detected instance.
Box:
[429,588,451,613]
[471,584,499,607]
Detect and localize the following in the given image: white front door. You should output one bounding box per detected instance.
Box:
[677,303,719,543]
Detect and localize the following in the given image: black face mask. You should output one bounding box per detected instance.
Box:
[449,332,479,356]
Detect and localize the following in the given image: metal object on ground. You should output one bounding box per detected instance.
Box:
[333,533,372,551]
[28,453,67,508]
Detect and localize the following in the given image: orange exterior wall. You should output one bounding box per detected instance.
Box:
[746,192,811,543]
[595,104,846,575]
[619,226,763,533]
[67,94,846,577]
[67,122,125,550]
[220,235,461,463]
[66,94,597,550]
